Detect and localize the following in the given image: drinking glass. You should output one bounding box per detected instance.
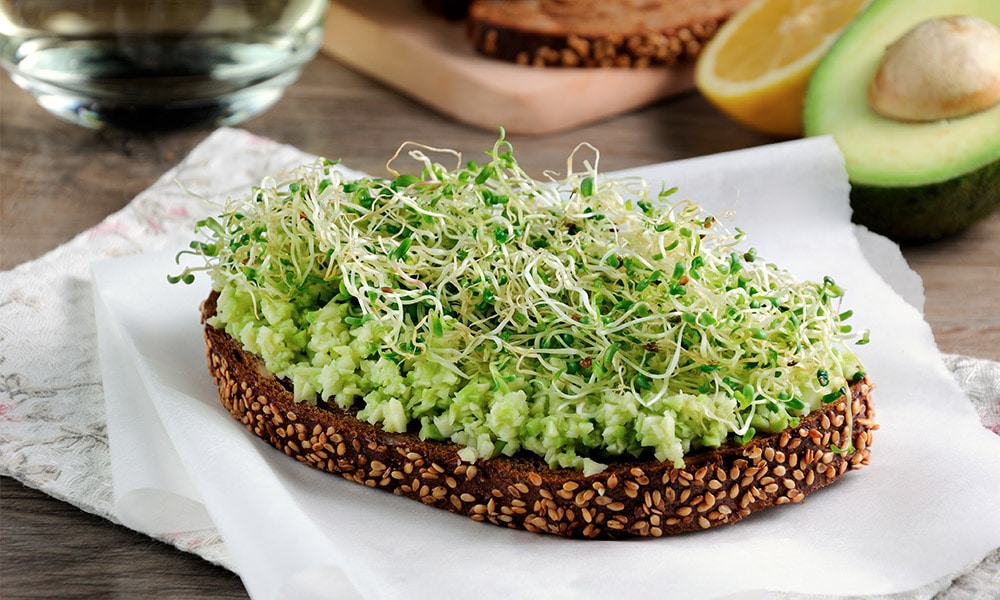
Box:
[0,0,328,129]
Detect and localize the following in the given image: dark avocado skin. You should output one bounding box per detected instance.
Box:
[850,157,1000,244]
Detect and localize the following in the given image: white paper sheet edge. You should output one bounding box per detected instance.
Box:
[93,281,214,533]
[91,135,1000,600]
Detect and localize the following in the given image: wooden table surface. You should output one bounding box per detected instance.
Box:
[2,49,998,598]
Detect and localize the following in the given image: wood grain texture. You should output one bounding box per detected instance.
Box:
[1,50,997,597]
[322,0,697,134]
[0,478,247,599]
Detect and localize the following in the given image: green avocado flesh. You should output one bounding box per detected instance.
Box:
[804,0,1000,243]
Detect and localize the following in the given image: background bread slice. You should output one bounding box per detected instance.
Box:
[202,291,876,538]
[467,0,753,67]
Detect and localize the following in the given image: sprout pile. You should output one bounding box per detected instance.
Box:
[173,133,867,475]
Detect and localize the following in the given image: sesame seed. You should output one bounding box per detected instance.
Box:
[624,481,640,499]
[604,519,624,530]
[575,490,595,506]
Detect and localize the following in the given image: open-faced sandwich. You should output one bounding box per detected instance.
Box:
[172,133,876,538]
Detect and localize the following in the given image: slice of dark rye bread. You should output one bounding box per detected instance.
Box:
[466,0,753,67]
[202,291,877,538]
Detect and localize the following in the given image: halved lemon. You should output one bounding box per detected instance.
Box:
[695,0,872,137]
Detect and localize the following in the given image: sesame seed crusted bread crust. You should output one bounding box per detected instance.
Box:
[467,0,753,67]
[202,291,876,539]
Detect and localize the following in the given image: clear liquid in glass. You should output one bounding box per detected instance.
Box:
[0,0,327,129]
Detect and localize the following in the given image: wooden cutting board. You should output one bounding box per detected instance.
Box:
[321,0,696,135]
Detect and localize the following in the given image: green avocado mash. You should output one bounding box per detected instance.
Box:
[173,133,867,474]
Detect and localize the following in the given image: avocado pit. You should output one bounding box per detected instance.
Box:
[868,15,1000,122]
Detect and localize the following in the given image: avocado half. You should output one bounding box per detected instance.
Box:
[803,0,1000,243]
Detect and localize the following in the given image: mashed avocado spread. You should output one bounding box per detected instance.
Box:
[173,133,867,475]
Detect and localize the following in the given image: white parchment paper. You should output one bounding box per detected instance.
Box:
[91,135,1000,599]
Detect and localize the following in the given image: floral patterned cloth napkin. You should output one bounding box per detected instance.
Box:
[1,128,997,598]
